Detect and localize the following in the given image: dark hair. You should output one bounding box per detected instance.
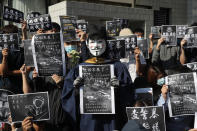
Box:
[51,22,60,32]
[133,28,144,34]
[87,24,107,41]
[2,24,18,34]
[191,22,197,26]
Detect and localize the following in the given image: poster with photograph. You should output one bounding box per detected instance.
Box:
[26,12,41,20]
[3,6,24,23]
[185,26,197,48]
[0,33,19,51]
[106,21,122,37]
[126,106,166,131]
[27,14,52,32]
[0,89,13,123]
[8,92,50,122]
[176,25,188,38]
[135,88,153,106]
[166,72,197,117]
[162,25,177,46]
[151,26,161,39]
[32,33,66,76]
[137,39,149,59]
[79,65,115,114]
[107,39,125,59]
[59,16,79,42]
[76,20,88,33]
[23,39,34,67]
[185,62,197,72]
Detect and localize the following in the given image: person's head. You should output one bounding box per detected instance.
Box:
[2,24,18,34]
[134,28,144,38]
[45,22,60,33]
[64,41,79,57]
[134,100,148,107]
[86,25,107,57]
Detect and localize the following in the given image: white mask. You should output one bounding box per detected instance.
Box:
[88,39,106,56]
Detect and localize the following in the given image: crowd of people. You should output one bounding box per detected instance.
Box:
[0,15,197,131]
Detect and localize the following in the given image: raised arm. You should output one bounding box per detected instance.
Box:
[180,39,187,65]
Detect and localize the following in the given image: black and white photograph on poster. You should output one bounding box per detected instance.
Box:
[26,12,41,20]
[23,39,34,67]
[166,72,197,117]
[107,39,126,59]
[185,62,197,72]
[106,21,122,37]
[32,33,66,76]
[76,20,88,33]
[59,16,79,42]
[151,26,161,39]
[184,26,197,48]
[0,89,13,123]
[8,92,50,122]
[135,88,153,106]
[126,106,166,131]
[0,33,19,51]
[116,35,137,57]
[79,65,115,114]
[137,39,149,59]
[176,25,188,38]
[3,6,24,23]
[27,14,52,32]
[162,25,177,46]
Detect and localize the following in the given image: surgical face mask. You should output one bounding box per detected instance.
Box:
[65,45,78,54]
[157,77,165,86]
[137,37,144,40]
[88,39,106,56]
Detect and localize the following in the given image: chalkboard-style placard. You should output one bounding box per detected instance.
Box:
[3,6,24,23]
[27,14,52,32]
[0,89,13,123]
[135,88,153,106]
[8,92,50,122]
[59,16,79,42]
[32,33,66,76]
[79,65,115,114]
[151,26,161,39]
[161,25,177,46]
[166,72,197,117]
[106,21,122,37]
[76,20,88,33]
[107,39,126,59]
[176,25,188,38]
[23,39,34,67]
[137,39,149,59]
[0,33,19,51]
[185,26,197,48]
[185,62,197,72]
[126,106,166,131]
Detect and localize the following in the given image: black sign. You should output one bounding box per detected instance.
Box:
[162,25,177,46]
[32,33,66,76]
[79,65,115,114]
[3,6,24,23]
[0,33,19,51]
[185,27,197,48]
[135,88,153,106]
[59,16,79,42]
[76,20,88,33]
[26,12,41,20]
[27,14,52,32]
[8,92,50,122]
[116,35,137,58]
[167,73,197,117]
[176,25,188,38]
[151,26,161,39]
[107,39,125,59]
[137,39,149,59]
[185,62,197,72]
[126,106,166,131]
[23,40,34,67]
[0,89,13,123]
[106,21,122,37]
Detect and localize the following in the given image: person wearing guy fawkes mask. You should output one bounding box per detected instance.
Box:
[62,25,134,131]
